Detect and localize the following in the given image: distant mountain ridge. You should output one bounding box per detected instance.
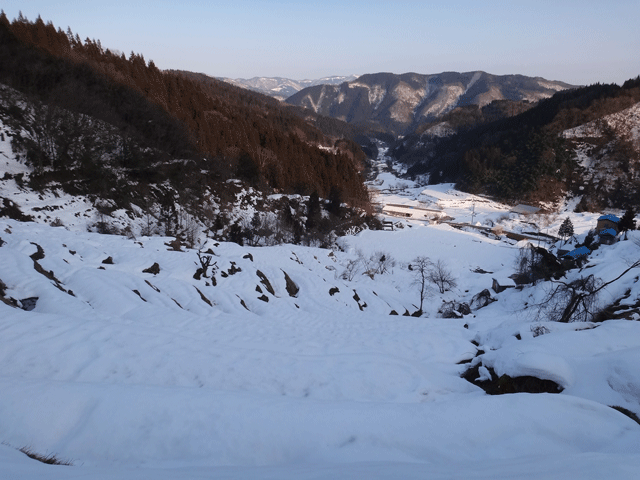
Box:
[220,75,359,101]
[286,71,576,135]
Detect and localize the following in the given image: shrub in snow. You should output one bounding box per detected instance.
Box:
[361,251,394,278]
[18,446,72,466]
[371,251,395,275]
[530,324,550,337]
[194,249,217,281]
[539,275,602,323]
[514,243,565,284]
[341,250,395,281]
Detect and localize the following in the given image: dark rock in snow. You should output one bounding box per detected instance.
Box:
[470,289,497,310]
[439,301,471,318]
[282,270,299,297]
[29,242,45,261]
[256,270,275,295]
[20,297,38,311]
[143,262,160,275]
[462,364,563,395]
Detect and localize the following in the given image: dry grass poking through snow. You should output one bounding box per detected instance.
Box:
[17,446,72,466]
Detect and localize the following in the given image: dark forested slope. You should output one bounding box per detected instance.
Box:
[0,13,369,207]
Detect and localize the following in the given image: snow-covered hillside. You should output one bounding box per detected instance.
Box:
[563,101,640,148]
[562,101,640,210]
[2,152,640,478]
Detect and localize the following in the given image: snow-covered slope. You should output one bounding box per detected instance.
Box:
[2,154,640,478]
[564,101,640,149]
[562,101,640,209]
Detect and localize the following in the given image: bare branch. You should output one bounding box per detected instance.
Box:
[537,260,640,323]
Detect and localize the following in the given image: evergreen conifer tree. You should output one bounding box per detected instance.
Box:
[619,207,636,233]
[558,217,574,242]
[305,191,321,231]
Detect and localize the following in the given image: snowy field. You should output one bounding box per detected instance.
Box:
[2,154,640,478]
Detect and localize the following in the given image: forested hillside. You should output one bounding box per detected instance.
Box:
[0,13,369,208]
[406,78,640,205]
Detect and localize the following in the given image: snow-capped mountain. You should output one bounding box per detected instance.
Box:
[286,71,575,135]
[220,75,359,101]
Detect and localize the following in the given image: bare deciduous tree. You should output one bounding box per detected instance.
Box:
[411,256,433,313]
[372,251,395,275]
[341,257,361,281]
[428,259,458,294]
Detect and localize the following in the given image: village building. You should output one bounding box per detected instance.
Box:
[596,214,621,233]
[562,246,591,267]
[598,228,618,245]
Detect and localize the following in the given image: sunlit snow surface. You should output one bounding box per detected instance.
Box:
[2,158,640,477]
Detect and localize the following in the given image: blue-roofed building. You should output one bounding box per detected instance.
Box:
[564,246,591,258]
[597,214,621,233]
[599,228,618,245]
[562,246,591,267]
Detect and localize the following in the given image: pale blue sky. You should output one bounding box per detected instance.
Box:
[3,0,639,85]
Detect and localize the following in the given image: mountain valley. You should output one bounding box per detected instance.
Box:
[1,11,640,480]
